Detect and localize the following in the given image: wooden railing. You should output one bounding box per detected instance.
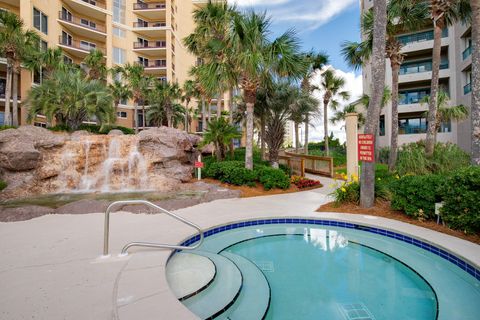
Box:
[282,152,334,178]
[278,155,305,177]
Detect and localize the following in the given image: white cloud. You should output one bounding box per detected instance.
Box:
[309,66,363,144]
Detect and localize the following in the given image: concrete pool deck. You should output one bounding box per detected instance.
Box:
[1,186,479,320]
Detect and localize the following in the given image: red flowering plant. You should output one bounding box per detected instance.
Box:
[290,176,321,189]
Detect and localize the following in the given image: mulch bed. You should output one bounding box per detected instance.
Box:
[317,200,480,245]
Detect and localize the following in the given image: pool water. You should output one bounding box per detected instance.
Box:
[169,223,480,320]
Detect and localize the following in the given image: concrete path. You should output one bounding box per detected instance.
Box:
[0,188,478,320]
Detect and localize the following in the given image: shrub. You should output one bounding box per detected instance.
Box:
[0,180,7,191]
[377,147,390,164]
[0,125,17,131]
[440,167,480,234]
[332,179,390,205]
[48,124,135,135]
[256,166,290,190]
[390,174,445,220]
[205,161,257,186]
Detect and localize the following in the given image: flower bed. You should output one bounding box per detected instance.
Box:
[291,176,321,189]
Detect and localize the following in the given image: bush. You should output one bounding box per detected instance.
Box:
[256,166,290,190]
[332,179,390,205]
[205,161,257,186]
[440,167,480,234]
[0,180,7,191]
[0,125,17,131]
[396,142,469,175]
[48,124,135,135]
[377,147,390,164]
[224,147,269,166]
[390,174,445,220]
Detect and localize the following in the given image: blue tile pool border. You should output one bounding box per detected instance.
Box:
[177,218,480,282]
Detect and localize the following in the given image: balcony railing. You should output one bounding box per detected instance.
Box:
[133,41,167,49]
[399,60,449,75]
[59,36,105,54]
[133,21,166,28]
[397,28,448,46]
[58,12,106,33]
[138,59,167,68]
[133,2,166,10]
[399,89,430,105]
[464,83,472,95]
[81,0,106,10]
[463,46,472,60]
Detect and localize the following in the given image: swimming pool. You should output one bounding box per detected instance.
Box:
[166,219,480,320]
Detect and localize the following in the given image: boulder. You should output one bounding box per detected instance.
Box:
[139,127,195,163]
[108,129,124,136]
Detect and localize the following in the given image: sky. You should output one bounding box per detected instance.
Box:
[228,0,364,143]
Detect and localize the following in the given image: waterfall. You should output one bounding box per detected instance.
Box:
[79,139,92,190]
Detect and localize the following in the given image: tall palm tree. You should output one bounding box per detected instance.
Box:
[331,104,367,129]
[289,88,319,153]
[318,69,350,156]
[159,81,182,128]
[300,51,329,154]
[83,49,107,81]
[25,47,65,79]
[182,80,198,132]
[230,12,306,169]
[0,11,39,126]
[424,0,471,156]
[472,0,480,165]
[342,0,428,171]
[360,0,387,208]
[109,80,132,110]
[421,90,469,143]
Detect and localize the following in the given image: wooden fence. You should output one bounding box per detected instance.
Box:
[281,152,334,178]
[278,155,305,177]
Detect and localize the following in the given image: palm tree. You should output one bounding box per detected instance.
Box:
[202,117,241,161]
[25,47,65,80]
[342,1,428,171]
[83,49,107,81]
[109,80,132,110]
[318,69,350,156]
[182,80,198,132]
[424,0,471,156]
[331,104,367,129]
[421,90,469,143]
[160,81,182,128]
[26,67,114,130]
[230,12,306,169]
[360,0,387,208]
[289,88,319,153]
[472,0,480,165]
[0,11,40,126]
[300,51,329,154]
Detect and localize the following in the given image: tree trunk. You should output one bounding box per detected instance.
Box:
[4,63,13,126]
[471,0,480,165]
[425,20,443,156]
[217,93,222,118]
[201,97,206,132]
[142,105,146,128]
[229,89,235,158]
[12,71,19,127]
[207,100,212,127]
[260,114,266,161]
[245,99,255,170]
[360,0,387,208]
[134,102,139,134]
[184,102,189,132]
[388,62,400,172]
[294,122,300,153]
[215,142,222,161]
[304,115,309,155]
[324,100,329,156]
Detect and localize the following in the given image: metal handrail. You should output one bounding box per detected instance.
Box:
[103,200,204,256]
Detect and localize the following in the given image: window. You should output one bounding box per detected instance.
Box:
[0,112,4,126]
[117,111,127,118]
[62,31,72,46]
[80,40,96,51]
[63,55,73,64]
[0,78,6,97]
[113,47,125,64]
[137,37,148,47]
[33,8,48,34]
[138,56,149,67]
[113,27,125,38]
[80,18,96,29]
[33,68,46,84]
[120,98,127,105]
[40,40,48,52]
[113,0,126,24]
[379,115,385,136]
[61,7,72,22]
[399,115,427,134]
[34,122,47,128]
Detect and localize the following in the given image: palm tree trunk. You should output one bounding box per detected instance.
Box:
[388,62,400,172]
[425,19,443,157]
[12,71,19,127]
[134,102,139,134]
[294,122,300,153]
[245,99,255,170]
[4,64,13,126]
[304,115,309,155]
[323,101,330,156]
[217,93,222,118]
[207,100,212,128]
[229,89,235,158]
[260,114,266,161]
[142,105,146,128]
[471,0,480,165]
[184,102,189,132]
[360,0,387,208]
[201,97,206,132]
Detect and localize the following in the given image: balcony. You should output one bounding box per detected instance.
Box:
[62,0,107,20]
[398,29,448,46]
[133,21,167,36]
[464,83,472,95]
[463,46,472,60]
[399,88,430,105]
[58,12,106,41]
[58,36,105,58]
[133,41,167,55]
[138,59,167,74]
[133,2,167,19]
[399,60,448,75]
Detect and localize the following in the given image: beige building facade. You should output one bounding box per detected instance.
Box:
[1,0,226,131]
[361,0,473,153]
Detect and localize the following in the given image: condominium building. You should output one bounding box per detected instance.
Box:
[0,0,227,131]
[360,1,473,153]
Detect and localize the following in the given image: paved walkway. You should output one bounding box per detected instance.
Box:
[0,187,478,320]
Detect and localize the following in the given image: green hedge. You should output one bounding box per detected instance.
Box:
[0,125,17,131]
[440,167,480,234]
[256,166,290,190]
[390,174,445,220]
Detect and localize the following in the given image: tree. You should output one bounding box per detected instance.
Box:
[202,117,241,161]
[318,69,350,156]
[289,88,319,153]
[300,51,329,154]
[182,80,198,132]
[25,47,65,80]
[360,0,387,208]
[421,90,469,143]
[83,49,107,81]
[331,103,367,129]
[109,80,132,110]
[26,67,114,130]
[160,81,182,128]
[0,11,39,126]
[425,0,471,156]
[472,0,480,165]
[342,0,428,171]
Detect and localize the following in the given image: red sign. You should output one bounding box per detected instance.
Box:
[194,161,204,168]
[358,134,375,162]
